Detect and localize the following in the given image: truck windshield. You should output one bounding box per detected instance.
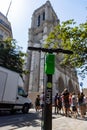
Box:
[18,87,26,96]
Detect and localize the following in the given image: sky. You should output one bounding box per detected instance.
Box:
[0,0,87,89]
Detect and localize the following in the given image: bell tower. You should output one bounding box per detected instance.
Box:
[24,1,59,92]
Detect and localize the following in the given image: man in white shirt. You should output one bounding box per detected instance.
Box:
[40,92,44,109]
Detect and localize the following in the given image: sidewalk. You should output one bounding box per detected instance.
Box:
[17,109,87,130]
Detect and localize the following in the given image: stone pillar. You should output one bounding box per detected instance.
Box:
[24,28,33,93]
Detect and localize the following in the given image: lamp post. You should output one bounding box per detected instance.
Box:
[28,46,73,130]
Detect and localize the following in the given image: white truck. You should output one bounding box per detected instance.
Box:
[0,66,32,114]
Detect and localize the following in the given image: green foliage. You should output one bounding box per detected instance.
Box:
[0,38,27,76]
[45,19,87,77]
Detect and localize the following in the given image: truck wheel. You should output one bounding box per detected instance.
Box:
[22,104,29,114]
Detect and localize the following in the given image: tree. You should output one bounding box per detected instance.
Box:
[0,38,27,77]
[44,19,87,78]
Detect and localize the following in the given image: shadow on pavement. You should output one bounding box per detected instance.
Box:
[0,110,41,129]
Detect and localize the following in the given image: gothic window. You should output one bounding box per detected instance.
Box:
[0,34,3,40]
[43,12,45,21]
[37,15,40,27]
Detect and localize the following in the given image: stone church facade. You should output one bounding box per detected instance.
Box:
[24,1,79,97]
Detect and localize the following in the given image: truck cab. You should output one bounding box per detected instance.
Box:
[14,86,32,113]
[0,66,32,114]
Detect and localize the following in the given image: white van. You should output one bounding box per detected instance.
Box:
[0,66,32,113]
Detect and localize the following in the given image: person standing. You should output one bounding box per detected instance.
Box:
[40,92,45,109]
[54,93,58,114]
[35,95,40,111]
[57,93,62,114]
[71,92,78,118]
[63,88,70,116]
[78,92,86,118]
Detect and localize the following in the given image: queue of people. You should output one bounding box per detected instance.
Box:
[34,89,87,119]
[54,89,87,118]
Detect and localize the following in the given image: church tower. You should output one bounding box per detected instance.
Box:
[24,1,79,96]
[25,1,59,92]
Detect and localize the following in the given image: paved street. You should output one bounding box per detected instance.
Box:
[0,108,87,130]
[14,109,87,130]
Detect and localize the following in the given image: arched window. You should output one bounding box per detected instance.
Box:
[37,15,40,27]
[43,12,45,21]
